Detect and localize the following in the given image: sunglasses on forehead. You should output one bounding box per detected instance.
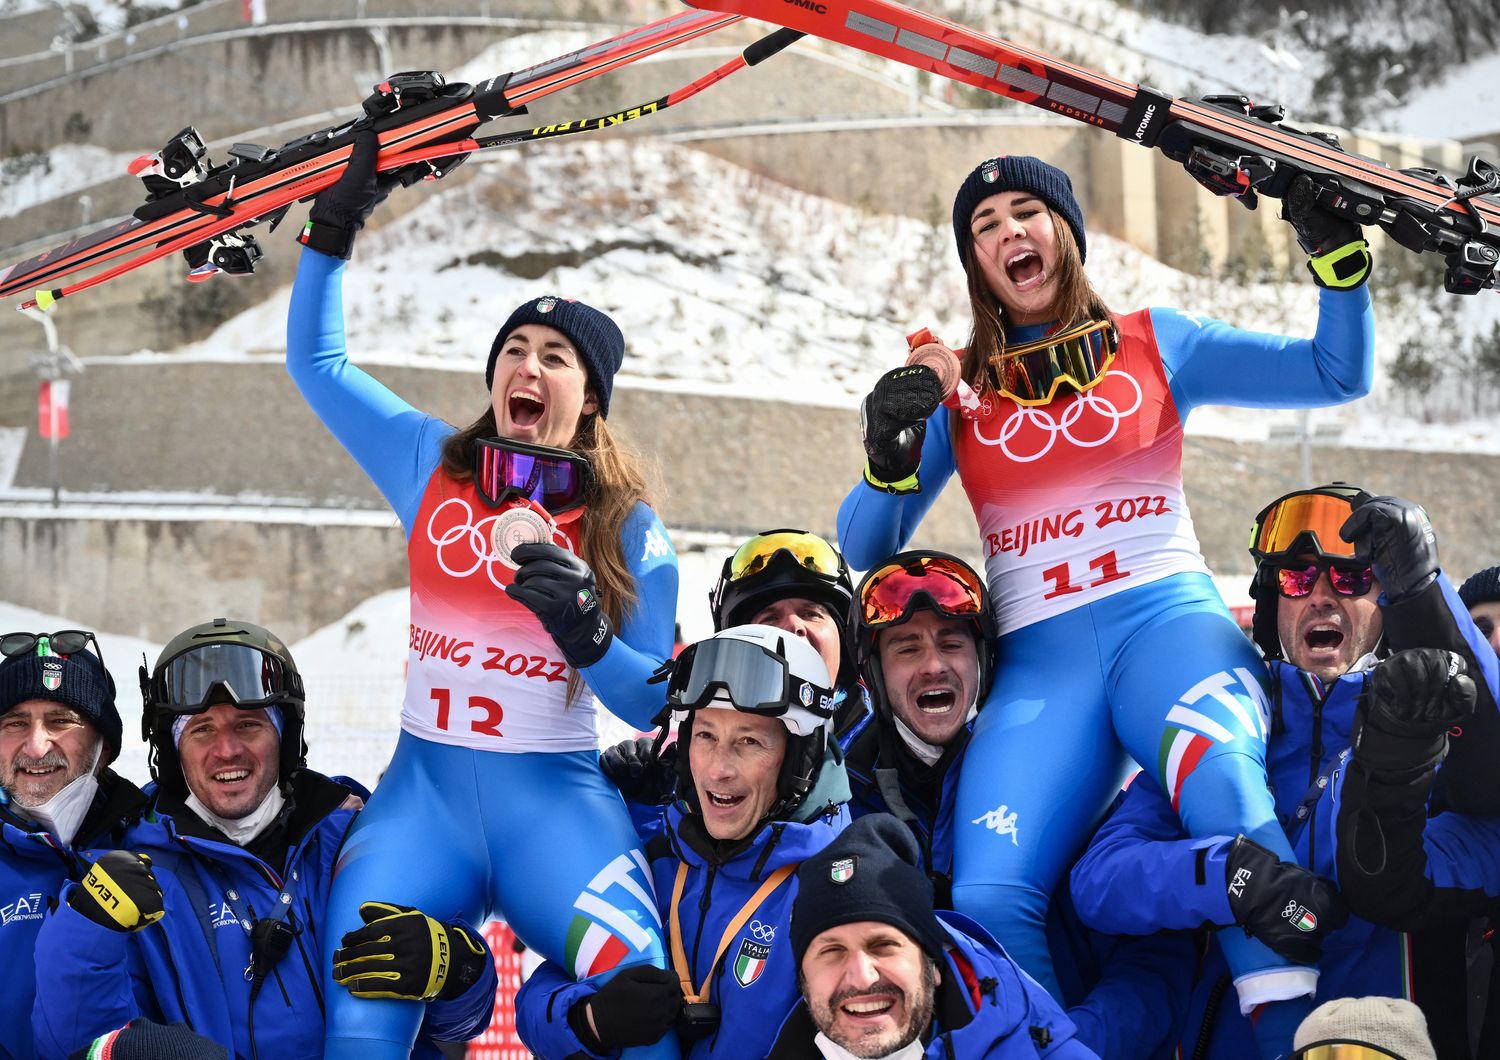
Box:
[1275,560,1376,599]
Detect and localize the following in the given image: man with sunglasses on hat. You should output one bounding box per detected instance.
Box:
[31,618,498,1060]
[516,624,853,1059]
[1069,484,1500,1056]
[0,630,147,1060]
[845,552,1193,1058]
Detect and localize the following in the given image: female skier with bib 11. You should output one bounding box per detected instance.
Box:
[285,133,679,1060]
[837,154,1374,1054]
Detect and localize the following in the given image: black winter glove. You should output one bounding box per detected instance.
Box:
[1352,648,1475,776]
[860,364,944,492]
[601,737,677,805]
[505,542,614,668]
[1339,495,1439,602]
[1224,836,1348,964]
[68,851,165,933]
[1282,174,1371,289]
[332,901,489,1002]
[299,130,408,260]
[568,964,683,1052]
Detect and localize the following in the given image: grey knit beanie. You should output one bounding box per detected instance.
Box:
[1293,997,1436,1060]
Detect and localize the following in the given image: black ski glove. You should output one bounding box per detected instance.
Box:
[332,901,489,1002]
[1282,174,1371,289]
[601,737,677,804]
[861,364,944,493]
[1339,494,1439,602]
[1352,648,1475,776]
[568,965,683,1052]
[506,542,614,669]
[1224,836,1348,964]
[68,851,165,933]
[299,130,407,260]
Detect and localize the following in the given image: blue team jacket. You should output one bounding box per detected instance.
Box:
[31,772,496,1059]
[515,801,848,1059]
[0,773,145,1060]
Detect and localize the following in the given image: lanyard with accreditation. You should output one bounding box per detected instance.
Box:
[668,859,796,1029]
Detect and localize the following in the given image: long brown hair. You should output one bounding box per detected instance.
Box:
[441,404,652,701]
[958,208,1114,397]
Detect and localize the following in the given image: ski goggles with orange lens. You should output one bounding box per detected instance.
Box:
[1249,485,1367,562]
[1291,1045,1402,1060]
[473,437,593,514]
[989,319,1118,406]
[858,553,987,630]
[1276,560,1376,599]
[726,530,844,583]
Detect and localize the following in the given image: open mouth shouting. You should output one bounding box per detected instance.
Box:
[1004,249,1047,292]
[704,788,747,812]
[507,390,546,432]
[914,686,958,716]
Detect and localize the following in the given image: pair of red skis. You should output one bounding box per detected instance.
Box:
[3,0,1498,310]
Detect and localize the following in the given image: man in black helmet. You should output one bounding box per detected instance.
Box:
[32,618,499,1060]
[846,551,1194,1058]
[0,631,147,1060]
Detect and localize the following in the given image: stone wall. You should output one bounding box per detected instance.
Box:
[5,360,1499,644]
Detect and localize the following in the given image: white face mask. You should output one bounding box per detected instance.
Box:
[185,785,286,846]
[21,740,104,847]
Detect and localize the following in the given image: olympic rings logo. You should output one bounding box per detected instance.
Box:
[971,370,1143,463]
[425,498,573,589]
[749,919,776,941]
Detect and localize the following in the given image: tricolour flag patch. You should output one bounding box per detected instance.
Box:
[564,913,630,979]
[733,938,770,986]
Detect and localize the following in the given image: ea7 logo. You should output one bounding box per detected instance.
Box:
[1,893,45,925]
[209,901,239,929]
[1228,868,1253,898]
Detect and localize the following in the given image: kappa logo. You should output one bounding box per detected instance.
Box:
[641,527,672,563]
[1228,867,1253,899]
[972,804,1020,845]
[0,892,45,926]
[734,937,771,986]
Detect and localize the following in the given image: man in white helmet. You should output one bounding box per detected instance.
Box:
[517,625,852,1059]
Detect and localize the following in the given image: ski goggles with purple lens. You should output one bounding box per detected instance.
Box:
[472,437,593,514]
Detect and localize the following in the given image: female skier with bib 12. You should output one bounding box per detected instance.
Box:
[836,154,1374,1055]
[285,133,679,1060]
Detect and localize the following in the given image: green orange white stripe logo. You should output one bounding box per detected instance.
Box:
[564,851,660,980]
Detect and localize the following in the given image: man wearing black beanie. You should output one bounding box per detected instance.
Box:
[0,632,147,1060]
[1458,564,1500,657]
[769,814,1095,1059]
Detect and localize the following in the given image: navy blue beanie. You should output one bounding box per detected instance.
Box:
[952,155,1087,264]
[1459,566,1500,609]
[485,295,626,418]
[0,646,121,762]
[791,813,948,963]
